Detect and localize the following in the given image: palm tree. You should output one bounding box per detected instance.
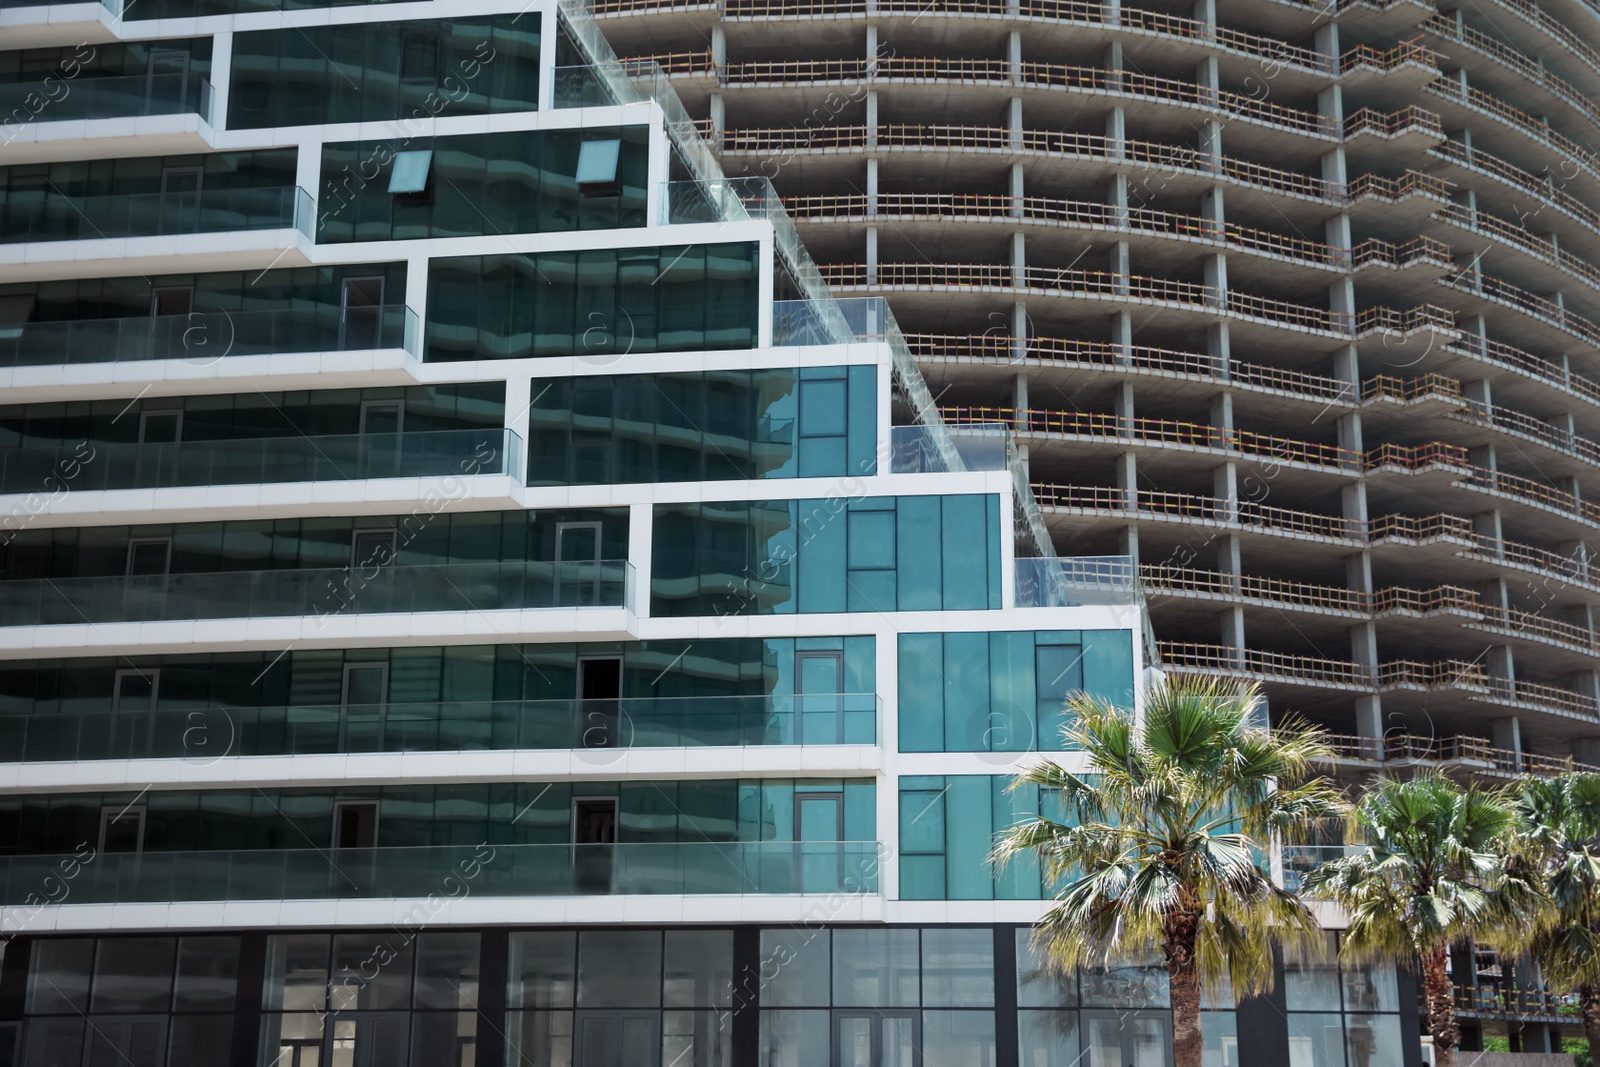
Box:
[1515,771,1600,1065]
[992,676,1347,1067]
[1303,772,1537,1067]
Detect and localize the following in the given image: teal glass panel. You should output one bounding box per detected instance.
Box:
[945,776,994,901]
[1036,645,1084,750]
[899,855,945,901]
[846,510,895,570]
[940,633,990,752]
[992,780,1042,900]
[388,150,433,194]
[797,500,846,614]
[576,140,621,186]
[846,366,878,475]
[940,496,992,610]
[894,496,943,611]
[988,632,1036,753]
[898,788,944,857]
[1083,629,1136,707]
[897,634,944,754]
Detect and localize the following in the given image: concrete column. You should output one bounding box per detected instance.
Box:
[1489,714,1523,767]
[1116,451,1138,509]
[1107,107,1127,161]
[1009,97,1024,151]
[865,227,878,285]
[865,24,877,62]
[1214,462,1239,523]
[1220,606,1247,659]
[1108,173,1130,228]
[1473,510,1504,555]
[711,25,727,67]
[1008,30,1022,81]
[1012,231,1027,290]
[865,158,878,217]
[708,94,725,137]
[1014,372,1029,412]
[1114,381,1135,437]
[1207,323,1231,380]
[1010,163,1025,219]
[1111,310,1133,366]
[1012,302,1029,364]
[865,91,878,150]
[1110,241,1130,295]
[1198,120,1223,173]
[1199,186,1223,243]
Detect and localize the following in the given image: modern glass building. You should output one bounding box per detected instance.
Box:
[0,0,1415,1065]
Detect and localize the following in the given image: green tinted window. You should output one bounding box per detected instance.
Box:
[426,244,759,362]
[650,496,1002,617]
[229,16,539,129]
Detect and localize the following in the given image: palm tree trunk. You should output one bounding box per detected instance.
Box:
[1420,945,1458,1067]
[1581,980,1600,1067]
[1166,910,1204,1067]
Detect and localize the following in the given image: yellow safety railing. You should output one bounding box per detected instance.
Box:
[943,407,1360,468]
[1431,138,1600,236]
[1344,105,1445,139]
[1442,270,1600,350]
[1361,374,1463,403]
[1424,15,1600,133]
[1429,79,1600,181]
[1340,39,1439,74]
[782,193,1341,265]
[1449,332,1600,410]
[1347,170,1453,202]
[904,334,1354,400]
[1350,235,1453,269]
[1436,203,1600,294]
[1476,0,1600,85]
[708,57,1338,135]
[1354,304,1458,336]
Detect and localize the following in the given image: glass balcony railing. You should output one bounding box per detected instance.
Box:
[0,694,881,763]
[0,841,881,903]
[0,186,312,244]
[0,72,213,124]
[889,425,1008,473]
[0,428,522,493]
[0,559,633,627]
[1014,556,1138,606]
[0,304,418,368]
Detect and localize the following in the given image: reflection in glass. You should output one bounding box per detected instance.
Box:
[758,1010,829,1067]
[1286,1013,1347,1067]
[508,932,576,1009]
[1018,1010,1079,1067]
[507,1010,572,1067]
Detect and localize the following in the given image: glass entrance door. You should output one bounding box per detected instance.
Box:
[796,792,844,893]
[795,650,845,744]
[145,49,189,114]
[358,400,404,477]
[340,663,389,751]
[835,1012,918,1067]
[158,166,203,234]
[573,1011,658,1067]
[340,277,384,350]
[554,521,603,606]
[1083,1012,1171,1067]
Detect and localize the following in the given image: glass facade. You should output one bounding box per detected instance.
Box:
[124,0,402,16]
[898,630,1136,753]
[0,637,878,760]
[0,40,212,122]
[0,264,411,366]
[0,509,629,624]
[319,128,648,243]
[899,775,1073,900]
[1285,935,1407,1067]
[228,15,540,129]
[0,383,506,491]
[651,495,1004,616]
[528,366,877,485]
[425,244,760,361]
[0,150,300,243]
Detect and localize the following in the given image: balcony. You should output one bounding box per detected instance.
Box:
[1015,555,1138,606]
[0,304,417,370]
[0,559,633,628]
[0,694,881,762]
[0,71,213,126]
[0,841,881,903]
[0,427,521,494]
[0,186,314,281]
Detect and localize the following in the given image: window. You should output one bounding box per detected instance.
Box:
[576,139,621,195]
[99,804,145,854]
[388,150,434,197]
[112,668,159,712]
[125,538,172,577]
